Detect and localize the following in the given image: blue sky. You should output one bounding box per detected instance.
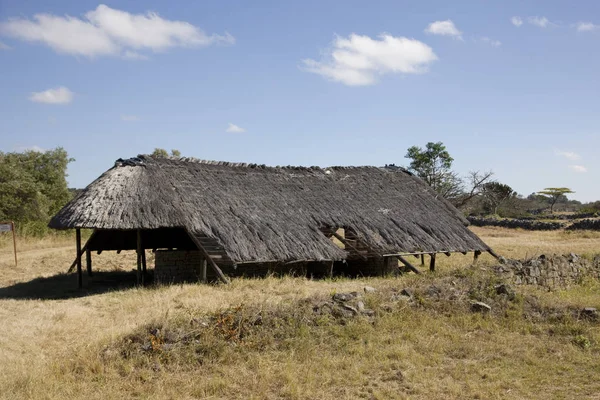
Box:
[0,1,598,201]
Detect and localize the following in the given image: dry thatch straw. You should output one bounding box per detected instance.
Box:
[49,155,490,263]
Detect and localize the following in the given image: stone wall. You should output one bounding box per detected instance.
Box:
[468,216,600,231]
[567,219,600,231]
[493,254,600,288]
[154,250,204,284]
[467,217,564,231]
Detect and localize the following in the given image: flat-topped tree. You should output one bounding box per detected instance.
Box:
[537,187,575,213]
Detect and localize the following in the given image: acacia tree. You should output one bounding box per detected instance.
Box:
[537,187,575,213]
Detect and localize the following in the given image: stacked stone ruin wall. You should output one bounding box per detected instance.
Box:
[495,254,600,287]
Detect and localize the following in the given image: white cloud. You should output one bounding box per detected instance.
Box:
[122,50,149,60]
[121,115,140,121]
[528,16,551,28]
[14,145,46,153]
[29,86,74,104]
[569,165,588,173]
[0,41,10,49]
[226,123,245,133]
[511,16,523,27]
[424,20,462,39]
[479,37,502,47]
[0,4,234,59]
[575,22,599,32]
[555,150,581,161]
[302,33,437,86]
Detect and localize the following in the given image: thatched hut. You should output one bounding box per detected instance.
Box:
[50,155,494,287]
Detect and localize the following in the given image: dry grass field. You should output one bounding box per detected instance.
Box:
[0,227,599,399]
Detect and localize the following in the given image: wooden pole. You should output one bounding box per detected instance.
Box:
[86,248,92,277]
[331,232,368,260]
[67,230,97,273]
[141,249,147,273]
[473,250,482,265]
[201,257,207,283]
[186,231,230,284]
[429,253,436,272]
[420,254,425,266]
[136,229,143,285]
[488,249,500,259]
[76,228,83,289]
[397,255,421,275]
[10,221,17,267]
[329,261,334,278]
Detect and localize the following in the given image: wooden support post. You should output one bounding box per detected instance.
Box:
[488,249,500,259]
[67,230,97,273]
[136,229,143,285]
[397,255,421,275]
[186,231,230,284]
[429,253,436,272]
[86,248,92,277]
[331,232,368,260]
[329,261,334,278]
[201,257,207,283]
[11,221,17,267]
[420,254,425,266]
[76,228,83,289]
[141,249,147,274]
[473,250,482,265]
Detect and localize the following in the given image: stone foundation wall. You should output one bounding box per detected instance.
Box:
[494,254,600,287]
[154,250,204,283]
[344,257,397,277]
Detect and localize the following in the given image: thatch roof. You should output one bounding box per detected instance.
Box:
[50,155,491,263]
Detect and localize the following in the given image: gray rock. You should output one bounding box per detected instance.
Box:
[427,285,441,297]
[400,288,414,298]
[581,307,598,320]
[332,292,357,302]
[357,301,365,312]
[332,306,355,318]
[495,284,516,300]
[342,304,359,315]
[360,309,376,317]
[392,294,412,302]
[364,286,377,293]
[471,301,492,313]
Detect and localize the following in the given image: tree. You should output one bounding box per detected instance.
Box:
[0,147,73,222]
[152,148,169,157]
[453,170,495,209]
[537,187,575,213]
[404,142,494,206]
[405,142,463,198]
[481,182,516,215]
[152,148,182,158]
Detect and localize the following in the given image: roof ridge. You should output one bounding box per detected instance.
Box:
[111,154,412,173]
